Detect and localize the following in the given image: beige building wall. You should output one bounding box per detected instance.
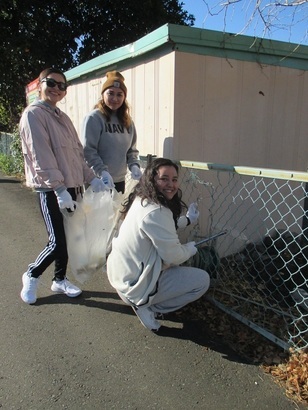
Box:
[63,77,103,136]
[128,54,176,158]
[173,52,308,172]
[62,48,308,174]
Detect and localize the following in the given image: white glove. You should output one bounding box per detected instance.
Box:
[90,177,107,192]
[130,165,142,180]
[101,171,114,189]
[186,241,198,257]
[177,215,188,229]
[186,203,199,225]
[55,190,75,212]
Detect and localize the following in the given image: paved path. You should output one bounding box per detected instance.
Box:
[0,172,304,409]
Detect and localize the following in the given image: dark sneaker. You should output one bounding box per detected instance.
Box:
[20,272,39,304]
[51,278,82,297]
[132,306,161,331]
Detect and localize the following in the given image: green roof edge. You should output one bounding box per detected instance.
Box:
[65,23,308,81]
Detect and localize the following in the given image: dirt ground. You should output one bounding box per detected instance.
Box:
[0,172,306,410]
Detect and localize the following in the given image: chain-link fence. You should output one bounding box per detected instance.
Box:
[0,132,13,155]
[173,160,307,351]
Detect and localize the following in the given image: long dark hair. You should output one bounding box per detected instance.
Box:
[38,67,67,84]
[122,158,187,227]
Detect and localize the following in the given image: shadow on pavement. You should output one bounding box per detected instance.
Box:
[33,290,249,365]
[157,320,249,364]
[0,177,21,183]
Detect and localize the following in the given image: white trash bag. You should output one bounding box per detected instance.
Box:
[63,187,121,283]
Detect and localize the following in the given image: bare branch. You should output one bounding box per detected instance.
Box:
[202,0,308,44]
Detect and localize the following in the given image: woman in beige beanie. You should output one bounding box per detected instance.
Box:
[81,70,142,193]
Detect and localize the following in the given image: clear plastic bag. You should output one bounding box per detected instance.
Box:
[63,187,122,283]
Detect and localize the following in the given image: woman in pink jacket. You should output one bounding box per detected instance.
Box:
[19,67,105,304]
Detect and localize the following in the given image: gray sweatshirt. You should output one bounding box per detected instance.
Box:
[81,109,140,183]
[107,198,195,307]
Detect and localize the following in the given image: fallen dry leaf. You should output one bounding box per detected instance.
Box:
[176,297,308,405]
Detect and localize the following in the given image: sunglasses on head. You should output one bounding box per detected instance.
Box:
[41,77,67,91]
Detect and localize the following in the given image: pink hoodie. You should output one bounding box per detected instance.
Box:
[19,100,95,192]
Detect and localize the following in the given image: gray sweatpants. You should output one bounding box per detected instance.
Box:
[150,266,210,314]
[118,266,210,314]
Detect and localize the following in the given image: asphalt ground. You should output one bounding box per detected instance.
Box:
[0,172,305,410]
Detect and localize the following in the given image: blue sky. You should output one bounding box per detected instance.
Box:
[183,0,308,45]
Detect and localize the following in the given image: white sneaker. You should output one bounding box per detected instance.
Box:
[51,278,82,297]
[132,306,161,331]
[20,272,39,304]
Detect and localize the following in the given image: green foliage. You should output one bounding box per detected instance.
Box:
[76,0,195,62]
[0,97,11,131]
[0,126,24,176]
[0,96,24,133]
[0,154,16,175]
[0,0,195,132]
[10,126,24,175]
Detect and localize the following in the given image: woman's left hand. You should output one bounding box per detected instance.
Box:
[186,203,199,224]
[90,177,108,192]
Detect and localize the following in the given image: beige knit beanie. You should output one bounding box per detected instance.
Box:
[101,71,127,96]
